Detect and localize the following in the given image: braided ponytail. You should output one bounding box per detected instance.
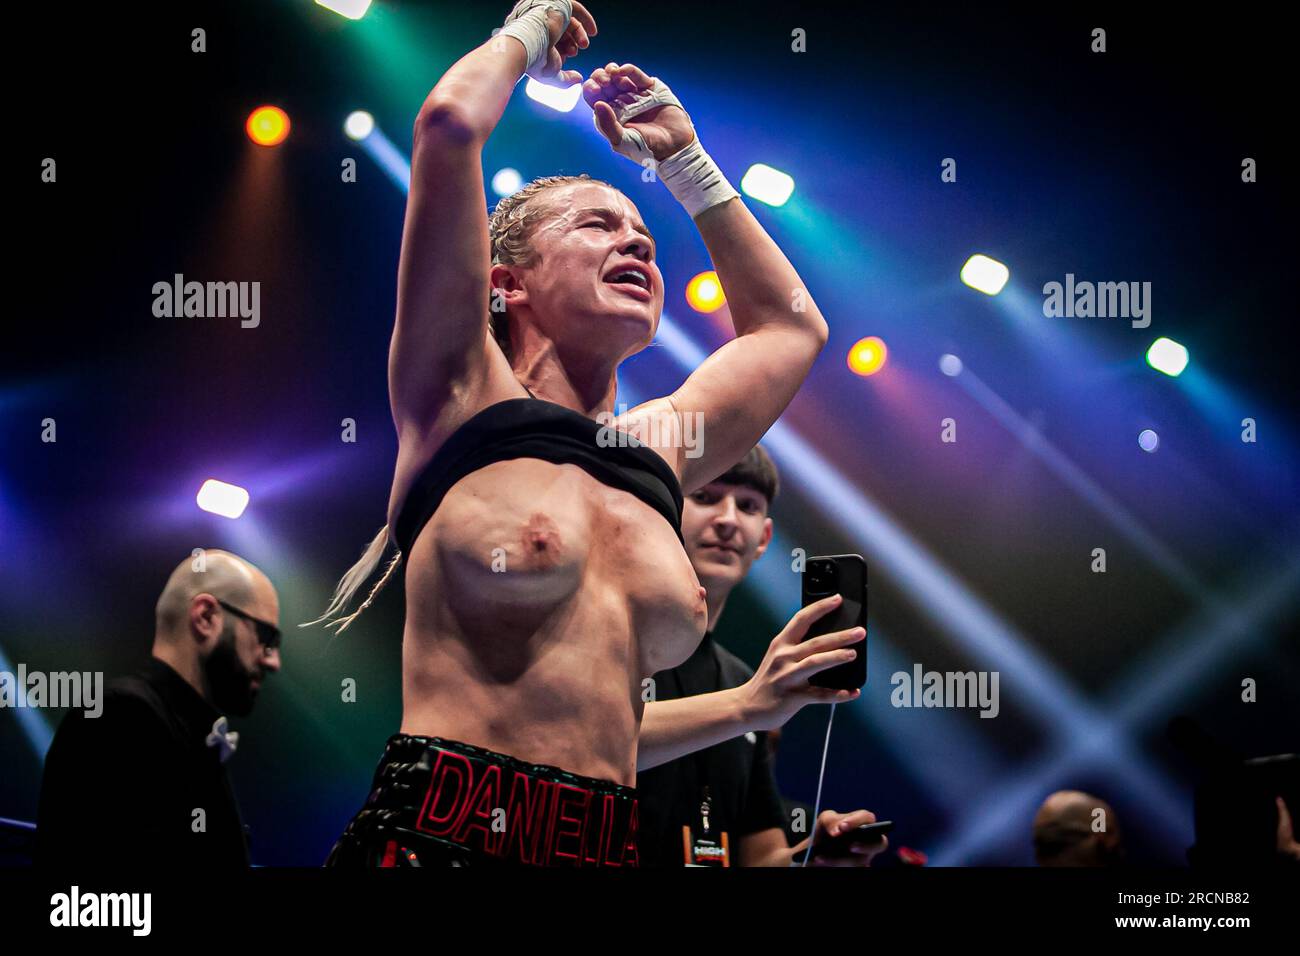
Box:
[300,525,401,634]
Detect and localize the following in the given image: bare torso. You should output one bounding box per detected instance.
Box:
[389,434,708,786]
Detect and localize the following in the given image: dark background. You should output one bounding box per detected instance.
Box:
[2,0,1296,865]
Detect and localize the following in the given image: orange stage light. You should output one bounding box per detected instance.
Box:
[246,106,290,147]
[686,271,726,313]
[848,336,888,376]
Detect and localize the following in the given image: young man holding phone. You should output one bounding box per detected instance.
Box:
[637,446,887,866]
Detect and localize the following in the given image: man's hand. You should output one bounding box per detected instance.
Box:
[584,63,695,162]
[804,809,888,868]
[737,594,864,732]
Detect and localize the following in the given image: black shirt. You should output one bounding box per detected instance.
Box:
[35,657,250,867]
[637,633,788,866]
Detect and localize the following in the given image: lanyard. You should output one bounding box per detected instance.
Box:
[670,638,723,834]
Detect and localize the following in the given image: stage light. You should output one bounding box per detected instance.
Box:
[740,164,795,207]
[315,0,373,19]
[525,77,583,112]
[197,479,250,519]
[246,106,290,147]
[356,124,412,191]
[960,254,1009,296]
[1138,429,1159,453]
[939,353,963,377]
[685,271,726,313]
[344,110,375,141]
[848,336,888,376]
[492,167,524,197]
[1146,336,1189,377]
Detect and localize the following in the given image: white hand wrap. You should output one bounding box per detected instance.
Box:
[599,79,739,219]
[497,0,573,80]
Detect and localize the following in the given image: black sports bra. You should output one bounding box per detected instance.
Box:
[393,390,685,557]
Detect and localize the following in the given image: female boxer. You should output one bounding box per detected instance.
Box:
[310,0,833,866]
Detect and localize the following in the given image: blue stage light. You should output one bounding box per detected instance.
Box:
[196,479,250,519]
[524,78,583,112]
[740,164,795,207]
[491,167,523,197]
[960,254,1009,296]
[344,110,375,141]
[1146,337,1189,377]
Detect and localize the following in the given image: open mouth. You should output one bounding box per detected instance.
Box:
[602,265,653,299]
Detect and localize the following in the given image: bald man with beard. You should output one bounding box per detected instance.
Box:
[36,550,281,868]
[1032,790,1124,866]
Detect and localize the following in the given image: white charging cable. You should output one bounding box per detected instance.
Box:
[799,702,837,867]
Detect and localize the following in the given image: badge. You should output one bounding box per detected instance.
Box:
[681,786,729,866]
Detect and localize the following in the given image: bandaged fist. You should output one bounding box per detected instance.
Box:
[544,1,597,84]
[584,64,695,164]
[501,0,597,85]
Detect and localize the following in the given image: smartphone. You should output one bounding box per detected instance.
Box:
[809,820,893,859]
[801,554,867,689]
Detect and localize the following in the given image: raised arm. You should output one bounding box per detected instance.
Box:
[584,64,828,492]
[388,2,597,438]
[671,196,829,491]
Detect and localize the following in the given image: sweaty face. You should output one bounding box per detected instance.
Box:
[682,482,772,594]
[512,183,663,362]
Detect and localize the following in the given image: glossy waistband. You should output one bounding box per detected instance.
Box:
[362,733,641,867]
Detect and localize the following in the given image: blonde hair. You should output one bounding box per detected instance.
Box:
[305,174,618,633]
[299,526,402,634]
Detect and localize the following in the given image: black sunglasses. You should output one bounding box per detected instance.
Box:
[217,599,282,650]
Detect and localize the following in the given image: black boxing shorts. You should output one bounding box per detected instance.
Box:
[325,734,641,867]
